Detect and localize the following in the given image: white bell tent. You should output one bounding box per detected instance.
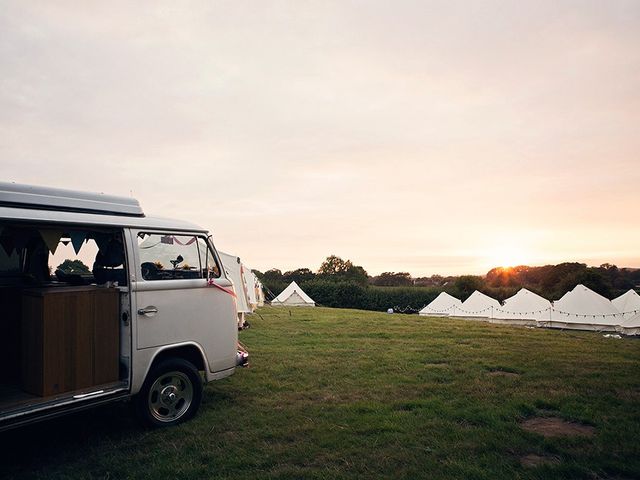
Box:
[218,251,252,318]
[271,281,315,307]
[617,312,640,336]
[256,278,265,306]
[419,292,462,316]
[494,288,552,321]
[612,289,640,317]
[243,268,265,308]
[457,290,501,318]
[542,284,622,331]
[242,267,258,309]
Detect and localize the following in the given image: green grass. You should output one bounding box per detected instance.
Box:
[2,307,640,479]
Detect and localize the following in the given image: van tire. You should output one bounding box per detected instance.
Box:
[135,358,203,427]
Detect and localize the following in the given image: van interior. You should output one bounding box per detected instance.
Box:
[0,222,129,418]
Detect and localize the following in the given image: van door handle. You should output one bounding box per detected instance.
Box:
[138,306,159,316]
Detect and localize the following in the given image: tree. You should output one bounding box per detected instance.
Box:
[343,264,369,286]
[57,259,90,274]
[318,255,351,276]
[372,272,413,287]
[453,275,484,300]
[283,268,316,284]
[263,268,283,282]
[318,255,369,286]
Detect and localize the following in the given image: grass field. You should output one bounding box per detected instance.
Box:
[2,307,640,479]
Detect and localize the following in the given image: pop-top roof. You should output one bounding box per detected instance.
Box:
[0,182,143,217]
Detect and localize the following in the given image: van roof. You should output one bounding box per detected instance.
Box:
[0,182,207,233]
[0,182,143,217]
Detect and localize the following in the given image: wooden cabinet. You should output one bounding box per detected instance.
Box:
[0,287,22,384]
[21,287,119,397]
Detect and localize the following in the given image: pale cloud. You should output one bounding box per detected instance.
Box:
[1,1,639,275]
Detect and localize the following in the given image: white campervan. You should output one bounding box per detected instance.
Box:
[0,182,246,430]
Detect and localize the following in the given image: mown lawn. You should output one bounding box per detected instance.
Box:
[2,307,640,479]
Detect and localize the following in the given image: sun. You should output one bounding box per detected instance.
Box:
[486,245,530,268]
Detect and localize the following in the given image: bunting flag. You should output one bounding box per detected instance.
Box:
[93,233,111,252]
[0,235,15,256]
[39,229,64,254]
[70,231,86,255]
[175,236,196,246]
[12,230,32,252]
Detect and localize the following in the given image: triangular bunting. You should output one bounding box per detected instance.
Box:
[39,229,64,254]
[93,233,111,252]
[0,236,15,257]
[70,231,86,255]
[11,228,34,252]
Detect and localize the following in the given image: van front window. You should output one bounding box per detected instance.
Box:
[137,233,202,281]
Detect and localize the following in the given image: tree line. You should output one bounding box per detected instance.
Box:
[254,256,640,312]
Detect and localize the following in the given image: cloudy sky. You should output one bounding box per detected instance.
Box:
[1,1,639,275]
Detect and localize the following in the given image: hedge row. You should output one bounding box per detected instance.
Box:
[272,280,442,313]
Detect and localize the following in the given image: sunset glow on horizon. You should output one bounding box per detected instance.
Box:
[484,245,533,271]
[1,1,639,276]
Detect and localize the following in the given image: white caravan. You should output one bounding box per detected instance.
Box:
[0,183,246,431]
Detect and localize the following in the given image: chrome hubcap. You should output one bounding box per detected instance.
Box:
[148,371,193,423]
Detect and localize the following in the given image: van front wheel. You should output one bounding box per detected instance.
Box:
[135,358,203,427]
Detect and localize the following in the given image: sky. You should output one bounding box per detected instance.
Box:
[1,1,639,276]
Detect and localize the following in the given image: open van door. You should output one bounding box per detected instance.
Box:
[131,231,238,373]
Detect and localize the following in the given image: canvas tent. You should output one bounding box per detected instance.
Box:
[242,268,258,309]
[617,312,640,336]
[419,292,462,316]
[218,251,252,325]
[271,281,315,307]
[240,267,265,308]
[541,284,622,331]
[612,289,640,317]
[256,278,265,306]
[494,288,551,321]
[456,290,501,318]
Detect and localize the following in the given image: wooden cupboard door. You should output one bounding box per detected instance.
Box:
[21,295,45,396]
[93,290,119,385]
[60,292,94,391]
[21,287,120,397]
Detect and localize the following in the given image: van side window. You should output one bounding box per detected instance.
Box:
[137,233,202,281]
[0,241,20,275]
[0,223,126,286]
[196,237,221,279]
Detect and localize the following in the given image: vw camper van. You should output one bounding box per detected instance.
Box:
[0,182,245,430]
